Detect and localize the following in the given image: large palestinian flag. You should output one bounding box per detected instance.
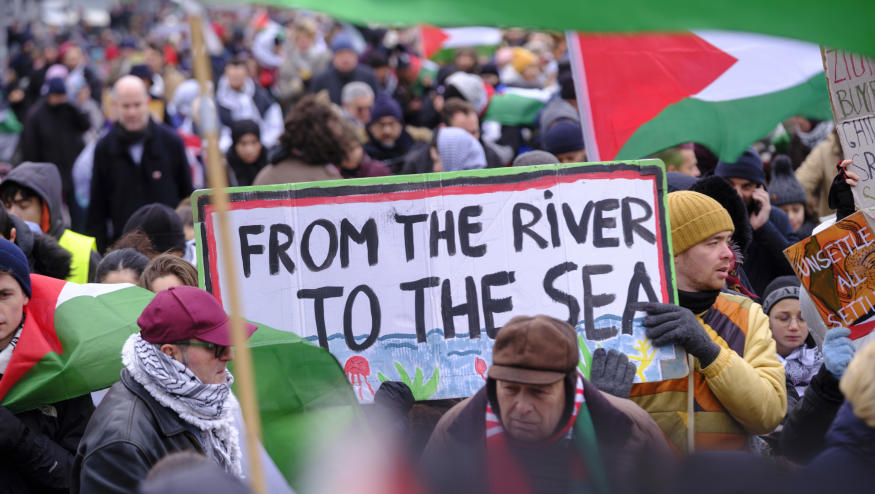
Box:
[0,274,357,489]
[0,275,152,412]
[567,31,833,162]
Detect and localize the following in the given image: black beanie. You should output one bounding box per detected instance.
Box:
[761,275,800,315]
[122,203,187,254]
[769,154,807,206]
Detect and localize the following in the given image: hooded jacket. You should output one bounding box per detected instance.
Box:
[2,162,100,282]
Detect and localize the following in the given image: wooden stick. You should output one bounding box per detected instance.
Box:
[188,14,265,494]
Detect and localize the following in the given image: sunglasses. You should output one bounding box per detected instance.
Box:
[172,340,230,359]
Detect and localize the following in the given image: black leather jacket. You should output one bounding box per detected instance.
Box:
[72,369,205,494]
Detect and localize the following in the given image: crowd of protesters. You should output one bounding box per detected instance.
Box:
[0,1,873,493]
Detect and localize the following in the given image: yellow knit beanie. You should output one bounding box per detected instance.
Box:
[511,47,537,73]
[668,191,735,255]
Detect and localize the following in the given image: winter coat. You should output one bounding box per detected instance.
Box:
[72,369,207,494]
[19,100,90,203]
[8,214,72,280]
[2,162,100,282]
[422,379,672,494]
[86,119,193,251]
[309,65,380,106]
[795,132,842,218]
[779,365,844,464]
[630,291,787,452]
[745,207,799,296]
[365,127,417,174]
[215,76,284,150]
[252,156,342,186]
[796,402,875,493]
[339,153,391,179]
[0,394,94,494]
[0,284,95,493]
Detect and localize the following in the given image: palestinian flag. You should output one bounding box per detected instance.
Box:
[0,274,356,488]
[0,275,153,412]
[483,86,553,127]
[568,31,833,161]
[231,325,358,487]
[420,25,503,62]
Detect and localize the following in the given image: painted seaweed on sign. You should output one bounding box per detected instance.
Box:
[193,161,684,402]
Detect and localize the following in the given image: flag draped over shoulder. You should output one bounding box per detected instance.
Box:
[568,31,833,161]
[0,274,154,413]
[0,274,357,488]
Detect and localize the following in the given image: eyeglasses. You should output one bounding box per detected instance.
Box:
[773,314,806,326]
[171,340,230,359]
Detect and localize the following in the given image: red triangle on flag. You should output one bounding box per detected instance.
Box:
[573,33,737,160]
[421,25,450,59]
[0,275,65,401]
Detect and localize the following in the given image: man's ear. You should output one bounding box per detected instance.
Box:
[160,343,179,359]
[9,227,16,243]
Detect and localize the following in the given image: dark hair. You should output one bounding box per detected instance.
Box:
[109,230,159,259]
[96,248,150,282]
[0,206,13,238]
[279,94,347,165]
[139,254,198,291]
[0,182,39,208]
[440,97,475,126]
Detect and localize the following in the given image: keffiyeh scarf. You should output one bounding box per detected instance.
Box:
[122,333,243,477]
[780,344,823,398]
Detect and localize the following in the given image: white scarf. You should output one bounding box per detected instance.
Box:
[122,334,243,477]
[0,324,23,374]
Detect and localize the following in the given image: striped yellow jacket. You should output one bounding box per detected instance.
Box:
[630,292,787,452]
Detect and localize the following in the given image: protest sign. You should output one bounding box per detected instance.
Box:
[193,161,684,402]
[784,211,875,340]
[822,48,875,218]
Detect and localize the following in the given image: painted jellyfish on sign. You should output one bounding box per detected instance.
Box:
[475,357,488,381]
[345,356,375,399]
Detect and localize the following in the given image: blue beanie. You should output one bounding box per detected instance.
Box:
[714,148,765,186]
[369,94,403,125]
[46,77,67,96]
[0,238,31,297]
[544,121,584,156]
[330,33,357,54]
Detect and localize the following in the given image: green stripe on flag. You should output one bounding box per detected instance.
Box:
[430,45,498,63]
[234,0,875,57]
[483,92,545,126]
[232,324,358,487]
[616,73,833,162]
[2,286,153,413]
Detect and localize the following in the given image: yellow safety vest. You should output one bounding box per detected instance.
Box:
[58,230,97,284]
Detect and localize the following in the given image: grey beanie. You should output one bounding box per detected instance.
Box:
[512,150,559,167]
[437,127,487,172]
[769,154,807,206]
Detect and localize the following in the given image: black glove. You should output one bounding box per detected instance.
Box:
[642,302,721,367]
[589,348,636,398]
[0,405,26,451]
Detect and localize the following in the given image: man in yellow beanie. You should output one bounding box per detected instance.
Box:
[629,190,786,452]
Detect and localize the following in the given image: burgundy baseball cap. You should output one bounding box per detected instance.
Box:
[137,286,257,346]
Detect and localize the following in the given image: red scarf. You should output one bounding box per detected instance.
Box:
[485,373,586,494]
